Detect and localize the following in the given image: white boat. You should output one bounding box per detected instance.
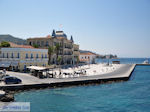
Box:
[143,60,149,64]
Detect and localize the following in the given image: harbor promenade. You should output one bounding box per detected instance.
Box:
[0,64,136,91]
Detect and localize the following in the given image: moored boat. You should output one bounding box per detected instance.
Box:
[143,60,149,64]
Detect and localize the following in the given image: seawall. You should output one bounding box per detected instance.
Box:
[0,64,136,91]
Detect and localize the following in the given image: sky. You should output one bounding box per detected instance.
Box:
[0,0,150,58]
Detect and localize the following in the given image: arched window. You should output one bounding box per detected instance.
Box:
[7,53,9,58]
[46,41,49,46]
[29,42,32,45]
[37,41,40,46]
[2,53,5,58]
[41,41,44,46]
[36,54,38,59]
[41,54,43,59]
[31,54,33,59]
[24,65,26,70]
[26,54,28,59]
[11,53,14,58]
[45,54,47,58]
[17,53,20,58]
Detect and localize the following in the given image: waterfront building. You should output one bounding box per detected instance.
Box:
[79,52,96,64]
[0,47,48,71]
[27,30,79,65]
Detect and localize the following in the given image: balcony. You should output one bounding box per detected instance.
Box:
[25,58,48,61]
[64,45,72,49]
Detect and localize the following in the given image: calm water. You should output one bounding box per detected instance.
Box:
[15,58,150,112]
[96,58,150,64]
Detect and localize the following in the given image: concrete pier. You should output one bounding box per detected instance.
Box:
[0,64,136,91]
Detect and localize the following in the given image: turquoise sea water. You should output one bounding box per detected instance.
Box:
[15,58,150,112]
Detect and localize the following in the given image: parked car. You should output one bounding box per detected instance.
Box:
[0,74,9,81]
[2,76,22,84]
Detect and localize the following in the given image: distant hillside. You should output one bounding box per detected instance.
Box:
[0,34,27,45]
[79,50,96,54]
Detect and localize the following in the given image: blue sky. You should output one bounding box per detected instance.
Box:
[0,0,150,57]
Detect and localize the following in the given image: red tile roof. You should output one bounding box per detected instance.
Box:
[9,42,34,48]
[80,52,96,56]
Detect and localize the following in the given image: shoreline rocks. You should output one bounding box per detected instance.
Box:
[0,90,14,102]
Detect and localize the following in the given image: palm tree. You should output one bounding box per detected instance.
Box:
[76,56,79,67]
[48,46,55,65]
[57,56,62,66]
[57,56,62,74]
[55,43,60,64]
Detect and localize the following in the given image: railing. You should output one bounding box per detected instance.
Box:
[25,58,48,61]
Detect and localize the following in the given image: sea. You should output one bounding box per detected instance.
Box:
[15,58,150,112]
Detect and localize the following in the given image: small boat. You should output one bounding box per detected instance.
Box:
[143,60,149,64]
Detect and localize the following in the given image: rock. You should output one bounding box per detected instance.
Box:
[0,94,14,102]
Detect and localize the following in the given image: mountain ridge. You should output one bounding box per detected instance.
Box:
[0,34,27,45]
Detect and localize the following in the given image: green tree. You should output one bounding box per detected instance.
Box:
[57,56,62,73]
[33,44,39,48]
[57,56,62,65]
[0,41,10,47]
[48,46,55,65]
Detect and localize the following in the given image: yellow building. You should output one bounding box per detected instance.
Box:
[0,47,48,71]
[27,30,79,65]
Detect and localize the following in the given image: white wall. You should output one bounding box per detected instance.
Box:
[79,54,96,64]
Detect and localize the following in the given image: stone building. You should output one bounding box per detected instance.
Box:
[27,30,79,65]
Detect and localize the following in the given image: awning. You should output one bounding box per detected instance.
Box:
[27,66,47,71]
